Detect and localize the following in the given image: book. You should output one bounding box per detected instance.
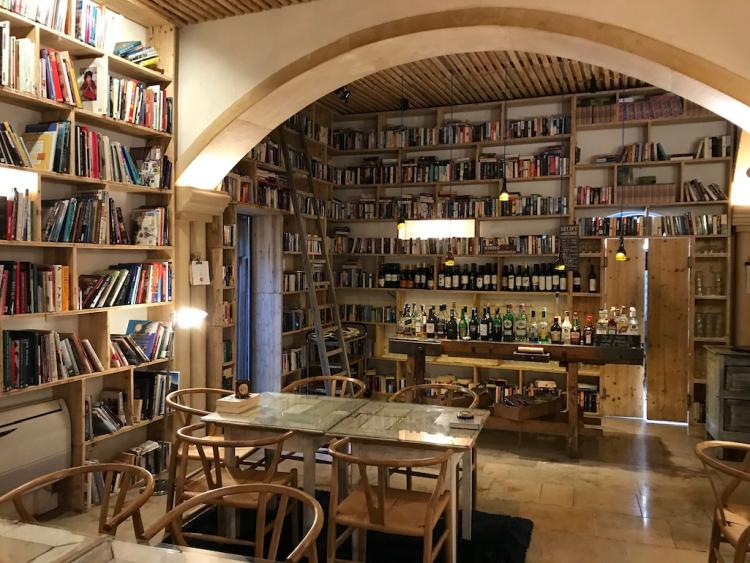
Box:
[78,261,171,309]
[131,206,168,245]
[75,57,109,115]
[0,261,70,315]
[22,121,71,173]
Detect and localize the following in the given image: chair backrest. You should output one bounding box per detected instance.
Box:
[174,423,294,499]
[695,440,750,526]
[389,383,479,408]
[143,483,323,563]
[0,463,154,537]
[281,375,366,399]
[328,437,453,529]
[166,387,234,427]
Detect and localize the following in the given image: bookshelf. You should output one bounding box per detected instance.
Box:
[0,4,177,510]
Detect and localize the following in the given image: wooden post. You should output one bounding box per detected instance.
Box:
[566,361,579,457]
[406,345,427,387]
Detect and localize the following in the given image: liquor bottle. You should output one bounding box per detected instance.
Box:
[616,306,629,336]
[559,270,567,292]
[378,265,386,288]
[539,307,550,342]
[628,306,640,347]
[532,264,540,292]
[412,303,421,335]
[544,263,553,292]
[436,304,447,338]
[596,309,609,345]
[561,310,572,344]
[522,266,531,291]
[459,308,469,339]
[485,265,493,291]
[476,265,484,291]
[426,265,434,290]
[470,263,477,290]
[480,307,492,341]
[437,265,445,290]
[425,307,437,338]
[444,266,452,290]
[507,265,515,291]
[451,267,460,290]
[501,265,509,291]
[539,264,547,292]
[469,307,480,340]
[528,308,539,343]
[516,265,524,291]
[551,267,560,292]
[399,266,407,289]
[461,265,469,290]
[398,304,411,336]
[588,266,597,293]
[583,314,595,345]
[570,312,581,345]
[492,307,503,342]
[503,305,516,342]
[447,307,458,340]
[550,315,562,343]
[572,269,581,293]
[515,303,528,342]
[607,307,617,336]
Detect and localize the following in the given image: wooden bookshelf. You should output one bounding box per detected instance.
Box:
[0,4,177,510]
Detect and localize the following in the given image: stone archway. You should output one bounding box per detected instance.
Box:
[176,7,750,190]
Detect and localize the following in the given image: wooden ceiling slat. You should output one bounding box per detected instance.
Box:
[486,52,522,99]
[463,53,503,102]
[171,0,214,20]
[524,53,552,96]
[571,60,586,92]
[537,55,559,96]
[430,57,474,105]
[467,52,505,103]
[142,0,314,24]
[408,61,454,106]
[150,0,199,23]
[446,54,492,102]
[505,51,538,98]
[380,68,432,109]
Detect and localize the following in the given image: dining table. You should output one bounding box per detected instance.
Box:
[202,391,489,562]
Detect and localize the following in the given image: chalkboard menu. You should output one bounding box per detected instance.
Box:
[559,225,580,271]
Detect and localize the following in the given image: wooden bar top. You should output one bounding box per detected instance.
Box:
[388,337,644,366]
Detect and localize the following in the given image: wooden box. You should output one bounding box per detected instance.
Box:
[492,396,564,421]
[706,347,750,442]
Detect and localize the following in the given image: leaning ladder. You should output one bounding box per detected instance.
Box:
[279,125,351,378]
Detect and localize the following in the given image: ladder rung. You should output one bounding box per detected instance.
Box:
[326,348,343,356]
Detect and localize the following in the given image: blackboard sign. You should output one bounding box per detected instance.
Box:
[559,225,580,271]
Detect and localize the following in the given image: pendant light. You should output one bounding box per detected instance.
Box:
[396,73,407,233]
[499,59,510,202]
[445,71,456,267]
[553,57,567,272]
[615,98,628,261]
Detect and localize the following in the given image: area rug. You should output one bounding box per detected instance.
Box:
[178,491,534,563]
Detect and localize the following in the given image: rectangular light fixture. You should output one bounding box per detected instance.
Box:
[398,219,476,240]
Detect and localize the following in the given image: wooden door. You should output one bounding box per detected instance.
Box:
[601,238,646,417]
[647,237,691,422]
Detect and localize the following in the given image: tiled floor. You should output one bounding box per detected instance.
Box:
[49,417,729,562]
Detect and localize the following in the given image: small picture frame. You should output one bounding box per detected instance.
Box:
[235,379,250,399]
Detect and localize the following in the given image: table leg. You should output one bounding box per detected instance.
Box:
[460,449,472,540]
[448,456,458,562]
[566,362,580,457]
[302,439,317,528]
[406,346,426,387]
[223,444,238,538]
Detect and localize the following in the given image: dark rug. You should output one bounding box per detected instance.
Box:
[177,491,533,563]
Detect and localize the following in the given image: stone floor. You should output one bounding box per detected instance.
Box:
[50,417,732,562]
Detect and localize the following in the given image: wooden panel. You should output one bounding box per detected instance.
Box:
[600,238,646,417]
[647,237,691,422]
[321,53,645,115]
[139,0,319,25]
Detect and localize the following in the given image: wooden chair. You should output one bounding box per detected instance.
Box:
[327,437,454,563]
[389,383,479,408]
[696,440,750,563]
[142,483,324,563]
[0,463,154,538]
[282,375,366,399]
[390,383,479,501]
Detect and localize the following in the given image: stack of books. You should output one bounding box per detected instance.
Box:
[0,262,70,315]
[42,190,129,244]
[0,188,33,241]
[78,261,171,309]
[22,121,72,172]
[133,370,177,420]
[113,41,160,69]
[40,49,82,106]
[0,23,35,93]
[74,126,143,184]
[109,78,172,132]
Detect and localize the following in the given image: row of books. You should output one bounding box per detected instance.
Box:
[579,213,729,237]
[252,171,290,209]
[285,113,329,145]
[694,135,732,159]
[223,224,235,246]
[0,261,70,315]
[79,261,171,309]
[506,115,570,139]
[332,158,397,185]
[439,194,567,218]
[40,47,81,106]
[478,147,569,179]
[379,120,503,148]
[684,179,727,202]
[249,139,281,167]
[0,121,56,169]
[282,232,322,254]
[328,234,475,256]
[282,346,306,374]
[401,157,476,184]
[134,370,177,420]
[2,329,104,390]
[334,264,374,289]
[110,319,173,367]
[223,339,232,363]
[282,309,306,332]
[575,183,679,206]
[75,0,120,51]
[109,78,173,132]
[75,125,141,183]
[617,142,668,163]
[1,0,69,32]
[578,216,646,237]
[85,392,125,438]
[0,188,32,241]
[0,26,35,93]
[339,304,397,324]
[576,93,683,124]
[379,195,434,220]
[478,235,558,256]
[113,40,160,69]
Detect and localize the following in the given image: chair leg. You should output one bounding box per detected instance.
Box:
[445,501,455,563]
[423,525,433,563]
[355,528,367,562]
[326,518,337,563]
[733,532,750,563]
[708,516,720,563]
[471,447,477,508]
[291,498,300,545]
[406,467,413,491]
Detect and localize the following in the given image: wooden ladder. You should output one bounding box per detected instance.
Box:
[279,125,351,378]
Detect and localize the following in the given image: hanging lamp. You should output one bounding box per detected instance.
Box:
[445,71,457,267]
[396,74,407,233]
[499,60,510,203]
[553,57,567,272]
[615,96,628,261]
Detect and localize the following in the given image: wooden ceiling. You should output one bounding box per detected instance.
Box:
[321,52,646,115]
[138,0,318,25]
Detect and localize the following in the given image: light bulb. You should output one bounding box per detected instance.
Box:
[615,238,628,261]
[498,178,510,202]
[173,307,208,328]
[444,253,455,267]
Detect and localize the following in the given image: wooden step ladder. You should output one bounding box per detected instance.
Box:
[279,125,351,378]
